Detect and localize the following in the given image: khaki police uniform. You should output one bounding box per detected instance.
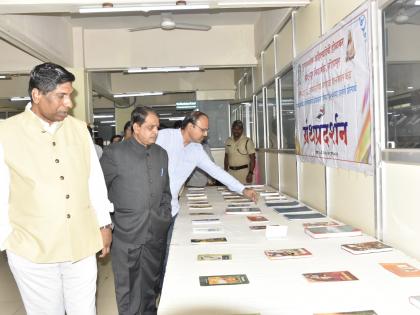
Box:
[225,135,255,183]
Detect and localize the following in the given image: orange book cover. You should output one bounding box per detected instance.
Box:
[380,263,420,277]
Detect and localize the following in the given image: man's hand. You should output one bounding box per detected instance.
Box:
[242,188,258,202]
[99,227,112,258]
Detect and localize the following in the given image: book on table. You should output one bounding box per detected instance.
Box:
[188,204,213,210]
[409,295,420,309]
[314,311,377,315]
[189,212,215,216]
[186,192,206,197]
[224,195,243,200]
[192,218,220,225]
[264,196,287,201]
[302,221,341,228]
[193,227,224,234]
[273,206,312,214]
[303,270,358,282]
[199,274,249,286]
[227,202,253,208]
[266,201,300,207]
[264,248,312,260]
[197,254,232,261]
[225,207,261,215]
[260,191,280,196]
[187,195,208,201]
[226,198,251,203]
[284,212,326,220]
[341,241,392,255]
[305,225,362,238]
[249,225,267,231]
[380,262,420,277]
[247,215,268,222]
[188,200,209,205]
[188,187,205,191]
[191,237,227,244]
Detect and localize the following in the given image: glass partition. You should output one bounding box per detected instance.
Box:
[256,90,265,148]
[266,81,278,149]
[280,69,295,149]
[384,2,420,149]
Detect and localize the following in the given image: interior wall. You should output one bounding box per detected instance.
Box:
[263,40,275,84]
[266,151,279,189]
[0,39,40,73]
[275,19,293,72]
[327,167,375,235]
[84,25,256,69]
[0,15,73,66]
[298,162,326,212]
[324,0,366,31]
[111,70,236,93]
[294,0,321,56]
[279,153,297,198]
[382,162,420,260]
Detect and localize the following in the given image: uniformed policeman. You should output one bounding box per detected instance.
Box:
[100,106,172,315]
[224,120,256,184]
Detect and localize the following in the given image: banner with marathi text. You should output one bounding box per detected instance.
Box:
[293,2,373,173]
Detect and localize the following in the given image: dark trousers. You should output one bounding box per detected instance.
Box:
[158,214,177,292]
[111,238,166,315]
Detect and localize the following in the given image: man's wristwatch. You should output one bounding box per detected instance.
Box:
[100,223,113,230]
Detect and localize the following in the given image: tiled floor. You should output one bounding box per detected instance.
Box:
[0,252,118,315]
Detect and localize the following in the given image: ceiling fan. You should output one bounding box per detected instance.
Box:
[128,12,211,32]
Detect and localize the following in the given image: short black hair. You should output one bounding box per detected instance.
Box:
[110,135,122,143]
[131,106,158,128]
[232,120,244,129]
[181,111,208,129]
[28,63,75,101]
[123,120,132,133]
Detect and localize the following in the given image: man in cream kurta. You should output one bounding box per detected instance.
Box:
[0,63,113,315]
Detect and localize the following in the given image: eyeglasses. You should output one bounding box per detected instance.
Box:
[193,123,209,133]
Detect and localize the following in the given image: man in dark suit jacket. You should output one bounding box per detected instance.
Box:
[100,106,172,315]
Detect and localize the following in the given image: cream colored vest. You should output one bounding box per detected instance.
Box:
[0,110,103,263]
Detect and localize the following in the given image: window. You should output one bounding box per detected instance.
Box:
[198,100,229,148]
[256,90,265,148]
[266,81,278,149]
[280,69,295,149]
[384,2,420,149]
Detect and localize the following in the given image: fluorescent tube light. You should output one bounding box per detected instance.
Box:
[113,92,163,98]
[127,66,201,73]
[93,114,114,119]
[415,0,420,5]
[101,120,116,124]
[10,96,30,101]
[0,75,11,80]
[80,4,209,14]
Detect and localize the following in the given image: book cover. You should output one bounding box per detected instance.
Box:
[224,195,243,200]
[247,215,268,222]
[187,195,208,200]
[264,248,312,260]
[260,191,280,196]
[226,198,251,203]
[304,225,361,239]
[409,295,420,309]
[380,263,420,277]
[189,212,215,216]
[189,204,213,210]
[314,311,377,315]
[225,207,261,215]
[191,237,227,244]
[227,203,253,208]
[264,196,287,201]
[193,227,224,234]
[273,206,312,214]
[186,192,206,197]
[303,271,358,282]
[192,218,220,225]
[284,212,326,220]
[199,274,249,286]
[302,221,341,228]
[266,201,300,207]
[197,254,232,261]
[249,225,266,231]
[188,187,205,191]
[341,241,392,255]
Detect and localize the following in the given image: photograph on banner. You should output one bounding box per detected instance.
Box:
[293,2,373,173]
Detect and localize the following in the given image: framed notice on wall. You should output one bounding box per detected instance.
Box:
[293,2,373,173]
